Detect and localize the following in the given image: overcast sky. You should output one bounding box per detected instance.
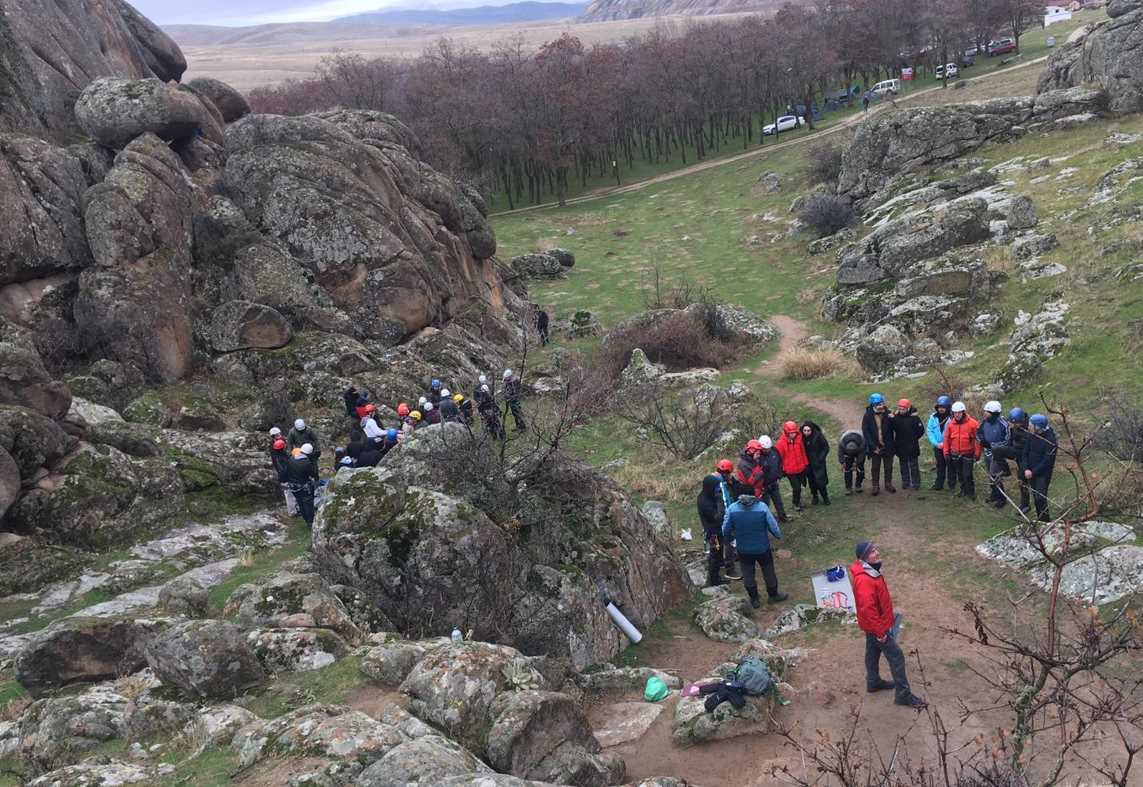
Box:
[135,0,542,25]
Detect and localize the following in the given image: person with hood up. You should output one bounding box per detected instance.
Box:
[943,401,981,499]
[279,443,319,526]
[891,399,924,491]
[801,421,831,505]
[287,419,321,464]
[861,393,895,495]
[502,369,527,432]
[439,389,460,422]
[926,396,955,492]
[423,400,440,425]
[775,421,810,511]
[837,429,866,494]
[1022,413,1058,522]
[697,459,741,586]
[851,541,926,708]
[722,493,787,608]
[977,401,1011,508]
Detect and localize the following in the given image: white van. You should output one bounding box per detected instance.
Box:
[871,79,901,96]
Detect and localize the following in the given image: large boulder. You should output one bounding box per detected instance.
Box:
[223,570,371,643]
[14,617,163,697]
[357,735,494,786]
[231,704,406,769]
[511,253,566,280]
[1037,2,1143,115]
[144,620,266,700]
[74,77,222,149]
[0,320,72,418]
[313,435,691,669]
[995,302,1071,392]
[0,405,74,479]
[74,133,195,383]
[0,0,186,137]
[207,300,292,352]
[222,113,508,345]
[186,77,251,123]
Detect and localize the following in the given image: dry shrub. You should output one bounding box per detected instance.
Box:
[780,348,856,380]
[1093,392,1143,462]
[113,673,152,700]
[805,144,844,185]
[1092,465,1143,518]
[797,194,856,238]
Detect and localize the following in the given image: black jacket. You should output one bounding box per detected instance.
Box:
[757,449,783,486]
[802,422,830,488]
[697,473,730,528]
[287,427,321,455]
[476,387,496,413]
[1022,427,1058,477]
[458,398,474,423]
[504,376,523,403]
[280,455,318,485]
[343,388,359,418]
[440,399,460,421]
[890,409,924,458]
[861,406,893,456]
[270,447,289,476]
[838,430,865,460]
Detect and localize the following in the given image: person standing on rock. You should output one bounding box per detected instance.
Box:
[862,394,896,495]
[891,399,924,491]
[502,369,527,432]
[722,493,787,608]
[838,428,866,494]
[775,421,810,511]
[428,378,444,407]
[852,541,927,709]
[977,401,1011,508]
[454,393,474,425]
[287,419,321,466]
[801,421,831,505]
[269,433,298,516]
[360,404,384,441]
[943,402,981,500]
[926,396,955,492]
[535,307,550,346]
[698,459,741,586]
[423,401,440,425]
[343,385,361,418]
[439,389,460,422]
[1022,413,1058,522]
[280,443,318,526]
[476,382,505,439]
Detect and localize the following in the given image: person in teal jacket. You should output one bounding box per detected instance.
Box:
[925,395,954,492]
[723,495,788,608]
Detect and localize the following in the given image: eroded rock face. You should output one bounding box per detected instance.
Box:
[357,735,494,786]
[0,320,72,419]
[75,77,222,150]
[1038,2,1143,115]
[75,133,195,383]
[208,300,292,352]
[186,77,251,123]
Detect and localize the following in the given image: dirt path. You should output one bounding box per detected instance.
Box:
[491,58,1048,218]
[757,314,865,428]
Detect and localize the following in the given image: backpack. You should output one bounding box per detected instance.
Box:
[732,656,773,696]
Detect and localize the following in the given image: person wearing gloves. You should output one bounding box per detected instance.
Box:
[775,421,810,511]
[838,429,866,494]
[287,419,321,464]
[801,421,831,505]
[851,541,926,709]
[943,401,981,500]
[862,393,896,495]
[891,399,924,491]
[977,400,1011,508]
[722,493,788,609]
[926,396,955,492]
[697,459,740,586]
[1022,413,1058,522]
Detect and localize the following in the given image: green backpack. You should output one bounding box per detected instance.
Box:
[733,656,774,696]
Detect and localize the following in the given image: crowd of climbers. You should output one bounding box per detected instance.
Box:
[699,392,1060,710]
[266,370,529,526]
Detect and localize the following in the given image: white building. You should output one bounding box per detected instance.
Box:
[1044,5,1073,25]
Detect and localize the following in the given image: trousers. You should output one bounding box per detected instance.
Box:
[1030,472,1052,521]
[289,482,315,526]
[898,455,920,489]
[763,483,787,519]
[843,454,865,489]
[870,452,893,487]
[786,472,805,507]
[738,551,779,599]
[932,447,955,490]
[865,633,912,704]
[949,455,976,498]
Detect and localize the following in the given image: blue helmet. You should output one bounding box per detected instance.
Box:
[431,378,441,390]
[869,393,884,406]
[1009,407,1027,423]
[1029,413,1048,429]
[936,395,952,408]
[386,428,399,441]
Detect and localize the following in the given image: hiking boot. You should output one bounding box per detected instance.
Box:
[871,486,880,497]
[854,486,864,494]
[992,499,1006,509]
[767,592,789,604]
[823,495,831,506]
[884,483,896,494]
[749,596,762,609]
[845,488,853,496]
[811,496,820,506]
[724,567,742,581]
[930,483,943,491]
[1019,505,1031,515]
[867,679,895,693]
[896,694,928,709]
[795,504,805,512]
[779,515,790,524]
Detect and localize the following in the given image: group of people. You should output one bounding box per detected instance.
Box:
[267,370,530,525]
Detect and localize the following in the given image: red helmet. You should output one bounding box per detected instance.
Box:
[783,420,798,433]
[397,403,410,417]
[716,459,733,473]
[272,439,286,450]
[746,439,763,453]
[898,398,911,409]
[364,403,377,414]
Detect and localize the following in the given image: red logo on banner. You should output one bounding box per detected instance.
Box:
[820,591,850,609]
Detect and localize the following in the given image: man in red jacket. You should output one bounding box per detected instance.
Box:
[775,421,810,511]
[851,541,926,709]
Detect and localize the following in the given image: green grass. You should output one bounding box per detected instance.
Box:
[243,654,364,719]
[206,516,312,615]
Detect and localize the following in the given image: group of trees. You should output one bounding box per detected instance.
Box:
[249,0,1044,207]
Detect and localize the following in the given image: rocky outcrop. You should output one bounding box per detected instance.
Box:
[1037,0,1143,115]
[208,300,292,352]
[995,302,1071,392]
[694,588,759,643]
[75,77,223,150]
[144,620,266,699]
[0,0,186,137]
[0,405,74,479]
[186,77,251,123]
[14,617,163,697]
[511,253,567,280]
[0,320,72,419]
[75,133,195,383]
[838,88,1109,203]
[313,430,691,669]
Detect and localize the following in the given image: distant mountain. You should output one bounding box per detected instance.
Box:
[338,2,588,25]
[579,0,774,21]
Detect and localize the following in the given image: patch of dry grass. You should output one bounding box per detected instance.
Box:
[780,348,858,380]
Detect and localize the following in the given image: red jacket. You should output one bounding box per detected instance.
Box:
[851,559,895,638]
[775,433,809,475]
[734,453,766,497]
[943,415,982,459]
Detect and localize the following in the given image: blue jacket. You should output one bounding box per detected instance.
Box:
[926,412,950,448]
[1022,426,1058,477]
[722,495,782,555]
[977,415,1011,450]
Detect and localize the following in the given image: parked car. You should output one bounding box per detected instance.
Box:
[871,78,901,96]
[988,38,1017,55]
[961,52,975,67]
[935,63,959,79]
[762,115,805,135]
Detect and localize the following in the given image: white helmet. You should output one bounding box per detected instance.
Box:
[418,396,427,405]
[951,401,967,413]
[424,401,434,411]
[983,400,1002,414]
[294,419,306,430]
[269,427,281,436]
[441,389,451,398]
[759,435,773,450]
[300,443,313,456]
[481,384,490,393]
[479,374,487,384]
[503,369,513,380]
